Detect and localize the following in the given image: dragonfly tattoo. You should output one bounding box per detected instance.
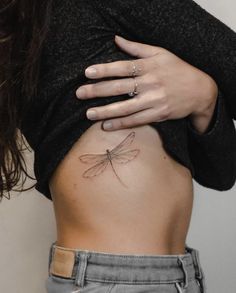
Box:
[78,131,140,187]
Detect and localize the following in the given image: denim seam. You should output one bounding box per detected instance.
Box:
[81,276,195,285]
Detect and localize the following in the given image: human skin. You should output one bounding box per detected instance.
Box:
[77,35,218,134]
[48,36,218,255]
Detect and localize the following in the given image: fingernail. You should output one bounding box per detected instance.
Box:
[77,87,86,97]
[85,67,97,77]
[103,121,113,130]
[87,110,97,120]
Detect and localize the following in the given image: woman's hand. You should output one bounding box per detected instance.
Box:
[76,35,218,131]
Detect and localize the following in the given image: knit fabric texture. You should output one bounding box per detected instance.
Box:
[20,0,236,200]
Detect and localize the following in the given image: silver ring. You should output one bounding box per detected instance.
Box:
[128,76,139,97]
[128,60,139,97]
[130,60,138,77]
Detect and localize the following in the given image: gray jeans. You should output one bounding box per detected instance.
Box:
[45,241,206,293]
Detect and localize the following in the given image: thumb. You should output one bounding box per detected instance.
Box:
[114,35,161,58]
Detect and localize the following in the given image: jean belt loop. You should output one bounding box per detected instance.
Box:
[177,256,188,290]
[48,242,56,276]
[191,248,206,293]
[74,251,90,288]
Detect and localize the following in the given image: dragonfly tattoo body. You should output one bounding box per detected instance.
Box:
[78,131,140,187]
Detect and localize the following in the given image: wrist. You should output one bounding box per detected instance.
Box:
[189,76,219,134]
[191,74,218,118]
[189,95,218,134]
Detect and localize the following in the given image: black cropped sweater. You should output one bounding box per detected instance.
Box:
[20,0,236,201]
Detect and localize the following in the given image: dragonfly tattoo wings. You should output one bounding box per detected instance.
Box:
[78,131,140,187]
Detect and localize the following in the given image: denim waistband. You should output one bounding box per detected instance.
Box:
[48,241,206,292]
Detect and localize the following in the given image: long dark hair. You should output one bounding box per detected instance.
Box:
[0,0,52,201]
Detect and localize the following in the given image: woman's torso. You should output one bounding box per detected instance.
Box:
[49,122,194,255]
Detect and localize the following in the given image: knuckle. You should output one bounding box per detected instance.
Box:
[122,106,131,116]
[119,118,129,128]
[152,57,160,70]
[102,65,109,76]
[114,81,123,94]
[102,107,113,119]
[98,107,108,118]
[88,84,96,96]
[159,105,171,120]
[125,99,136,113]
[145,73,159,85]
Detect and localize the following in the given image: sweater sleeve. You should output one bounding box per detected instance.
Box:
[95,0,236,119]
[93,0,236,190]
[186,89,236,190]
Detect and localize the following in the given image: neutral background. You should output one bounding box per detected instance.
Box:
[0,1,235,292]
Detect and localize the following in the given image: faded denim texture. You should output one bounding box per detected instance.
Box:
[45,241,206,293]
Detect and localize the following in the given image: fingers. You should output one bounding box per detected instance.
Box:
[86,95,144,121]
[76,76,144,99]
[101,107,165,131]
[114,35,163,58]
[84,58,144,80]
[85,89,165,122]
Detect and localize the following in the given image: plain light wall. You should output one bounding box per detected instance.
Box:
[0,1,235,292]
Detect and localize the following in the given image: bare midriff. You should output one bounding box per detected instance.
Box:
[49,121,194,255]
